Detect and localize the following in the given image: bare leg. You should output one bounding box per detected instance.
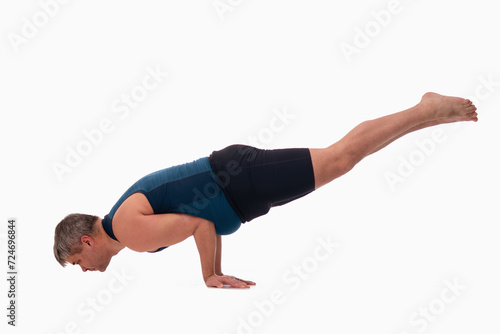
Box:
[310,92,478,189]
[366,116,467,156]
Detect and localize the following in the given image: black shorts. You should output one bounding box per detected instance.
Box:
[208,144,316,222]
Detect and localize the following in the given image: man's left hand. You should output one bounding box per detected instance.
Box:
[205,274,256,288]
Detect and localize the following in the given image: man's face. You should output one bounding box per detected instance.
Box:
[65,237,112,272]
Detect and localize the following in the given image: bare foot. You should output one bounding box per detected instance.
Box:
[419,92,478,122]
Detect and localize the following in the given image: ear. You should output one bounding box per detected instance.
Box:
[80,235,94,247]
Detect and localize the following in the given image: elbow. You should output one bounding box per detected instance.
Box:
[193,219,215,235]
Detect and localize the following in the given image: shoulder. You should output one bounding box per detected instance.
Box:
[115,192,154,217]
[112,193,153,251]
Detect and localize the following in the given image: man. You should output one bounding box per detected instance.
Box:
[54,92,478,288]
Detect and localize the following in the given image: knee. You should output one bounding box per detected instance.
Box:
[311,146,356,187]
[329,155,355,180]
[329,142,359,172]
[337,157,356,177]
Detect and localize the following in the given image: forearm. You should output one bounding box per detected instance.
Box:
[215,234,222,275]
[193,220,256,289]
[193,220,217,281]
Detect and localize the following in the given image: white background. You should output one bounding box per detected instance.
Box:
[1,0,499,333]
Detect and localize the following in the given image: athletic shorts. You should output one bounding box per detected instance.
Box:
[208,144,316,222]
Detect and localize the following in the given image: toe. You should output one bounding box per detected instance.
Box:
[467,112,478,119]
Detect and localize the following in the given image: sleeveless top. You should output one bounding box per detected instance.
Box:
[101,157,242,252]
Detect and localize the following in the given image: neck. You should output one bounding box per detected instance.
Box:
[96,218,125,256]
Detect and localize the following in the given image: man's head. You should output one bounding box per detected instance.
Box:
[54,213,114,272]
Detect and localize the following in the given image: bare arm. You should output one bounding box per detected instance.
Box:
[192,219,217,282]
[215,234,222,276]
[193,219,255,288]
[207,233,255,288]
[113,212,254,288]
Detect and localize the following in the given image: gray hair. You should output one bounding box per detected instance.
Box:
[53,213,99,267]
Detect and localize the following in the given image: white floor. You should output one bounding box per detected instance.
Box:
[1,1,499,333]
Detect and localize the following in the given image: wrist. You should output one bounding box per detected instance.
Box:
[203,272,215,282]
[215,265,223,276]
